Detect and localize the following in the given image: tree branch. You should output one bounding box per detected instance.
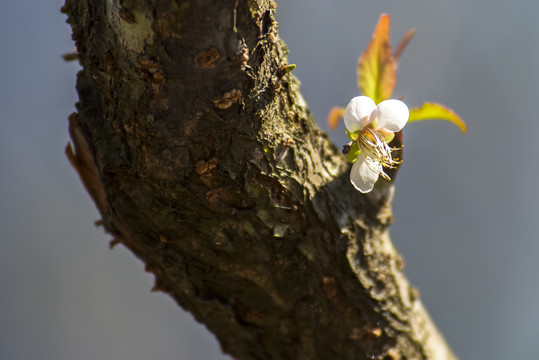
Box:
[63,0,456,358]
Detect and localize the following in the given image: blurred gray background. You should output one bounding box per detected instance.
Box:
[1,0,538,359]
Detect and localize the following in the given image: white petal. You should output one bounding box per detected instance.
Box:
[344,96,377,133]
[350,154,380,193]
[375,99,409,132]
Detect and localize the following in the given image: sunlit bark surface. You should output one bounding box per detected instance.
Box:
[63,0,456,359]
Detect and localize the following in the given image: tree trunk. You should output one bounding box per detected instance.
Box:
[62,0,456,359]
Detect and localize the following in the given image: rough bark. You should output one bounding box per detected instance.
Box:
[62,0,456,359]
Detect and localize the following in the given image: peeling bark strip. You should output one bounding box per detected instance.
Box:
[62,0,456,359]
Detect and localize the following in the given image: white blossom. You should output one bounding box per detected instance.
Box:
[344,96,409,193]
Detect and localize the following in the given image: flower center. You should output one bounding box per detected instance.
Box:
[357,127,402,180]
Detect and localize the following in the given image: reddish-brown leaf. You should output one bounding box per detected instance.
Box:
[394,28,416,61]
[327,106,346,130]
[357,14,397,103]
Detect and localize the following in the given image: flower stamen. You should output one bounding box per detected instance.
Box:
[357,127,402,180]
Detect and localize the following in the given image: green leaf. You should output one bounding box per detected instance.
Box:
[282,64,296,73]
[347,142,361,163]
[408,102,467,133]
[358,14,397,104]
[345,129,359,141]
